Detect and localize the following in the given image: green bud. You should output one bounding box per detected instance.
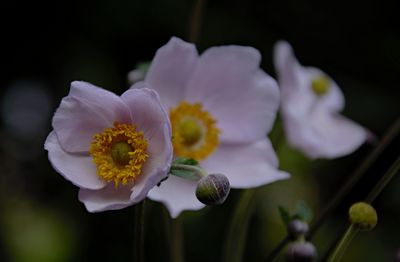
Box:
[348,202,378,231]
[195,174,230,205]
[286,242,317,262]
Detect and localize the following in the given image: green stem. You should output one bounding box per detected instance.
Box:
[365,156,400,203]
[169,217,185,262]
[308,118,400,239]
[133,201,145,262]
[223,189,257,262]
[188,0,207,43]
[327,224,359,262]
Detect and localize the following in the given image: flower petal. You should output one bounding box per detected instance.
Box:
[145,37,199,110]
[44,131,107,190]
[121,86,173,203]
[78,183,133,212]
[185,46,278,143]
[201,140,290,188]
[52,81,130,153]
[274,41,344,117]
[147,175,205,218]
[307,110,367,159]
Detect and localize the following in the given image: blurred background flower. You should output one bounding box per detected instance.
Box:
[1,0,399,261]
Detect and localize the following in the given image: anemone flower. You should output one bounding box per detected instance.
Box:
[141,37,289,218]
[45,81,172,212]
[274,41,368,159]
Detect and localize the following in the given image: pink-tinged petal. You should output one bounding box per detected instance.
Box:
[185,46,278,142]
[52,81,130,153]
[147,175,205,218]
[201,140,290,188]
[78,183,133,212]
[274,41,344,117]
[145,37,199,109]
[307,110,367,159]
[44,131,107,190]
[121,86,173,203]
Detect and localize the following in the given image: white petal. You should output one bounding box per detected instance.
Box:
[52,81,130,153]
[185,45,278,143]
[44,131,107,190]
[121,86,173,202]
[307,110,367,158]
[201,140,290,188]
[147,175,205,218]
[145,37,199,110]
[78,183,134,212]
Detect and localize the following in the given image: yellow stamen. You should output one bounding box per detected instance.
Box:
[311,75,330,96]
[170,101,219,161]
[90,123,148,187]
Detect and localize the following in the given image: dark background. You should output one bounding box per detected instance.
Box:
[1,0,399,261]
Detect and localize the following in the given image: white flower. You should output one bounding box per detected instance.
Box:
[274,41,368,159]
[141,37,289,218]
[44,81,172,212]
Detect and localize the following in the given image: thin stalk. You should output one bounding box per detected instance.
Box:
[327,224,359,262]
[365,156,400,203]
[308,118,400,238]
[133,201,145,262]
[188,0,207,43]
[170,216,184,262]
[223,189,257,262]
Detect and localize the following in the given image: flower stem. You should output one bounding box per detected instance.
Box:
[223,189,257,262]
[327,224,359,262]
[308,118,400,239]
[188,0,207,43]
[365,156,400,203]
[133,200,145,262]
[163,208,184,262]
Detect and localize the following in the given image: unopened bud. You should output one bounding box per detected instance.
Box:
[287,219,309,239]
[286,242,317,262]
[195,174,230,205]
[348,202,377,231]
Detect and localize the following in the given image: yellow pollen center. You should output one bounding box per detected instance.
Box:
[311,75,330,96]
[89,123,148,187]
[170,101,219,161]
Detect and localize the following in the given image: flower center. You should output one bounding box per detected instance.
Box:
[170,101,219,161]
[311,75,330,96]
[90,123,148,186]
[179,118,202,146]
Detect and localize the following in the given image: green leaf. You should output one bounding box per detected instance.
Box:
[173,157,199,166]
[295,201,313,222]
[278,206,291,225]
[169,168,200,181]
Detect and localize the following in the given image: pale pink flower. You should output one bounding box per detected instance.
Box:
[45,81,172,212]
[141,37,289,218]
[274,41,367,159]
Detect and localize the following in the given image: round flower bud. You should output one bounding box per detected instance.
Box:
[195,174,230,205]
[348,202,378,231]
[287,219,309,239]
[286,242,317,262]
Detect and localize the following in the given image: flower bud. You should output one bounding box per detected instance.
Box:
[348,202,377,231]
[286,242,317,262]
[287,219,309,239]
[195,174,230,205]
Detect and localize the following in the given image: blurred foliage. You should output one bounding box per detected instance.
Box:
[1,0,399,261]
